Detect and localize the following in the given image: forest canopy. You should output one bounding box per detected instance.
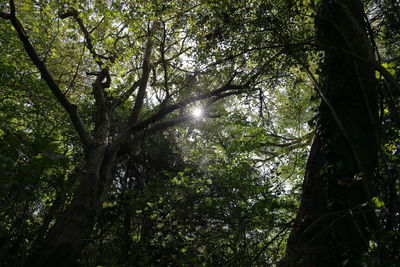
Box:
[0,0,399,266]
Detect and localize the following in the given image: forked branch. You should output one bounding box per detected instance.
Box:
[1,0,92,147]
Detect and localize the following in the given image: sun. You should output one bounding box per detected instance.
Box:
[192,107,203,118]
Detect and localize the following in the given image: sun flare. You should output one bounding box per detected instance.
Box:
[192,108,203,118]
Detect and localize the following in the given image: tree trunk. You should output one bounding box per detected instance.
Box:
[28,146,118,267]
[281,0,380,266]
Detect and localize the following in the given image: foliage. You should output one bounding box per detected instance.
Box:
[0,0,399,266]
[80,108,310,266]
[0,21,80,264]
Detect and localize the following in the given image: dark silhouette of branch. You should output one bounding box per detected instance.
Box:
[1,0,92,147]
[127,21,159,126]
[118,115,192,156]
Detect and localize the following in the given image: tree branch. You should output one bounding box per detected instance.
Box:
[3,0,92,147]
[127,21,159,125]
[92,69,109,139]
[111,81,247,150]
[59,8,113,71]
[117,115,192,156]
[111,80,141,110]
[160,20,170,98]
[59,8,113,141]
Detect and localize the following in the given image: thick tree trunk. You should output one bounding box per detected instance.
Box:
[28,146,118,267]
[281,1,380,266]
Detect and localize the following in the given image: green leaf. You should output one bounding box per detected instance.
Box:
[372,197,384,208]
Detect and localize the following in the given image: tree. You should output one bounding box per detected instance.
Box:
[0,17,79,264]
[92,112,308,266]
[280,0,399,266]
[2,0,399,265]
[0,0,265,265]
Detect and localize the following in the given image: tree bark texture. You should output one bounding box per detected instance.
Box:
[28,146,118,267]
[281,0,380,266]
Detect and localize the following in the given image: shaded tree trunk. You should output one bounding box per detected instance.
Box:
[281,0,380,266]
[28,146,119,267]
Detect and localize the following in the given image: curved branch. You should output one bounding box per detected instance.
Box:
[2,1,92,147]
[59,8,113,70]
[112,80,247,152]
